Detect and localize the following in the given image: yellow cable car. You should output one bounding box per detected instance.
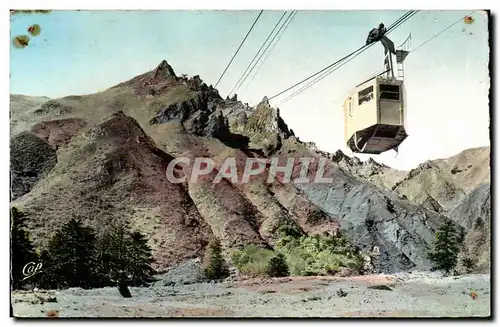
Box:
[344,34,411,155]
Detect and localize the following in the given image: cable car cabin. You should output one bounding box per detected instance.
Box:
[344,76,408,155]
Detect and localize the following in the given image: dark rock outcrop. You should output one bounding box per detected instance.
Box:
[10,131,57,200]
[149,93,208,126]
[150,91,251,150]
[152,60,177,81]
[34,100,72,115]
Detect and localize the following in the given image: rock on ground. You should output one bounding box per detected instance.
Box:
[152,258,205,286]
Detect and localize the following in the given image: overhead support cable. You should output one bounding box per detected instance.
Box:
[228,11,290,97]
[269,10,419,103]
[280,9,477,105]
[243,10,298,92]
[214,10,264,88]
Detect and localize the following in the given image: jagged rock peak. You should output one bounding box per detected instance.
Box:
[304,141,318,150]
[250,96,294,138]
[365,157,387,168]
[332,150,358,164]
[254,96,279,118]
[418,160,435,170]
[331,149,360,164]
[333,149,348,159]
[153,60,177,80]
[260,96,270,106]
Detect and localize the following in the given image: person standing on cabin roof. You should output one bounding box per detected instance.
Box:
[366,23,387,45]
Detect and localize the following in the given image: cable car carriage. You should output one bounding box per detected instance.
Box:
[344,33,411,155]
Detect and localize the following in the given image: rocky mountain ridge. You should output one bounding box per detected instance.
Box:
[10,60,490,274]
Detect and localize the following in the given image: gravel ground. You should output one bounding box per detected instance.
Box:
[11,272,490,318]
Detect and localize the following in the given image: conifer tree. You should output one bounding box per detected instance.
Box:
[96,222,156,287]
[203,239,229,280]
[428,220,460,275]
[266,253,289,277]
[40,218,97,289]
[10,207,38,290]
[127,231,155,286]
[96,222,130,285]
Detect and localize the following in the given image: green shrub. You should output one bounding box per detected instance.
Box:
[232,244,275,277]
[232,231,363,278]
[276,232,363,277]
[276,222,304,239]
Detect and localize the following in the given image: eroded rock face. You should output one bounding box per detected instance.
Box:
[10,131,57,200]
[451,183,491,274]
[148,86,462,273]
[31,118,87,150]
[301,147,407,191]
[390,147,490,210]
[152,121,340,255]
[449,183,490,229]
[288,157,458,273]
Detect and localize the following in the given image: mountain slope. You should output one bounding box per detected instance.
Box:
[391,147,490,210]
[451,183,491,273]
[12,111,216,271]
[10,60,487,274]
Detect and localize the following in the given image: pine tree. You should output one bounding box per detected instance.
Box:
[95,222,156,287]
[266,253,289,277]
[428,220,460,275]
[39,218,98,289]
[96,222,130,285]
[128,231,155,286]
[36,249,59,289]
[203,239,229,280]
[10,207,38,290]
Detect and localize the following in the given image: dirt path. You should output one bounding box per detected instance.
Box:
[11,273,490,318]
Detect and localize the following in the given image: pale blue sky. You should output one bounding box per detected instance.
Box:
[10,10,490,169]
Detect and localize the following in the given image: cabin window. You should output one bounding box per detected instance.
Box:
[358,86,373,105]
[379,84,400,100]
